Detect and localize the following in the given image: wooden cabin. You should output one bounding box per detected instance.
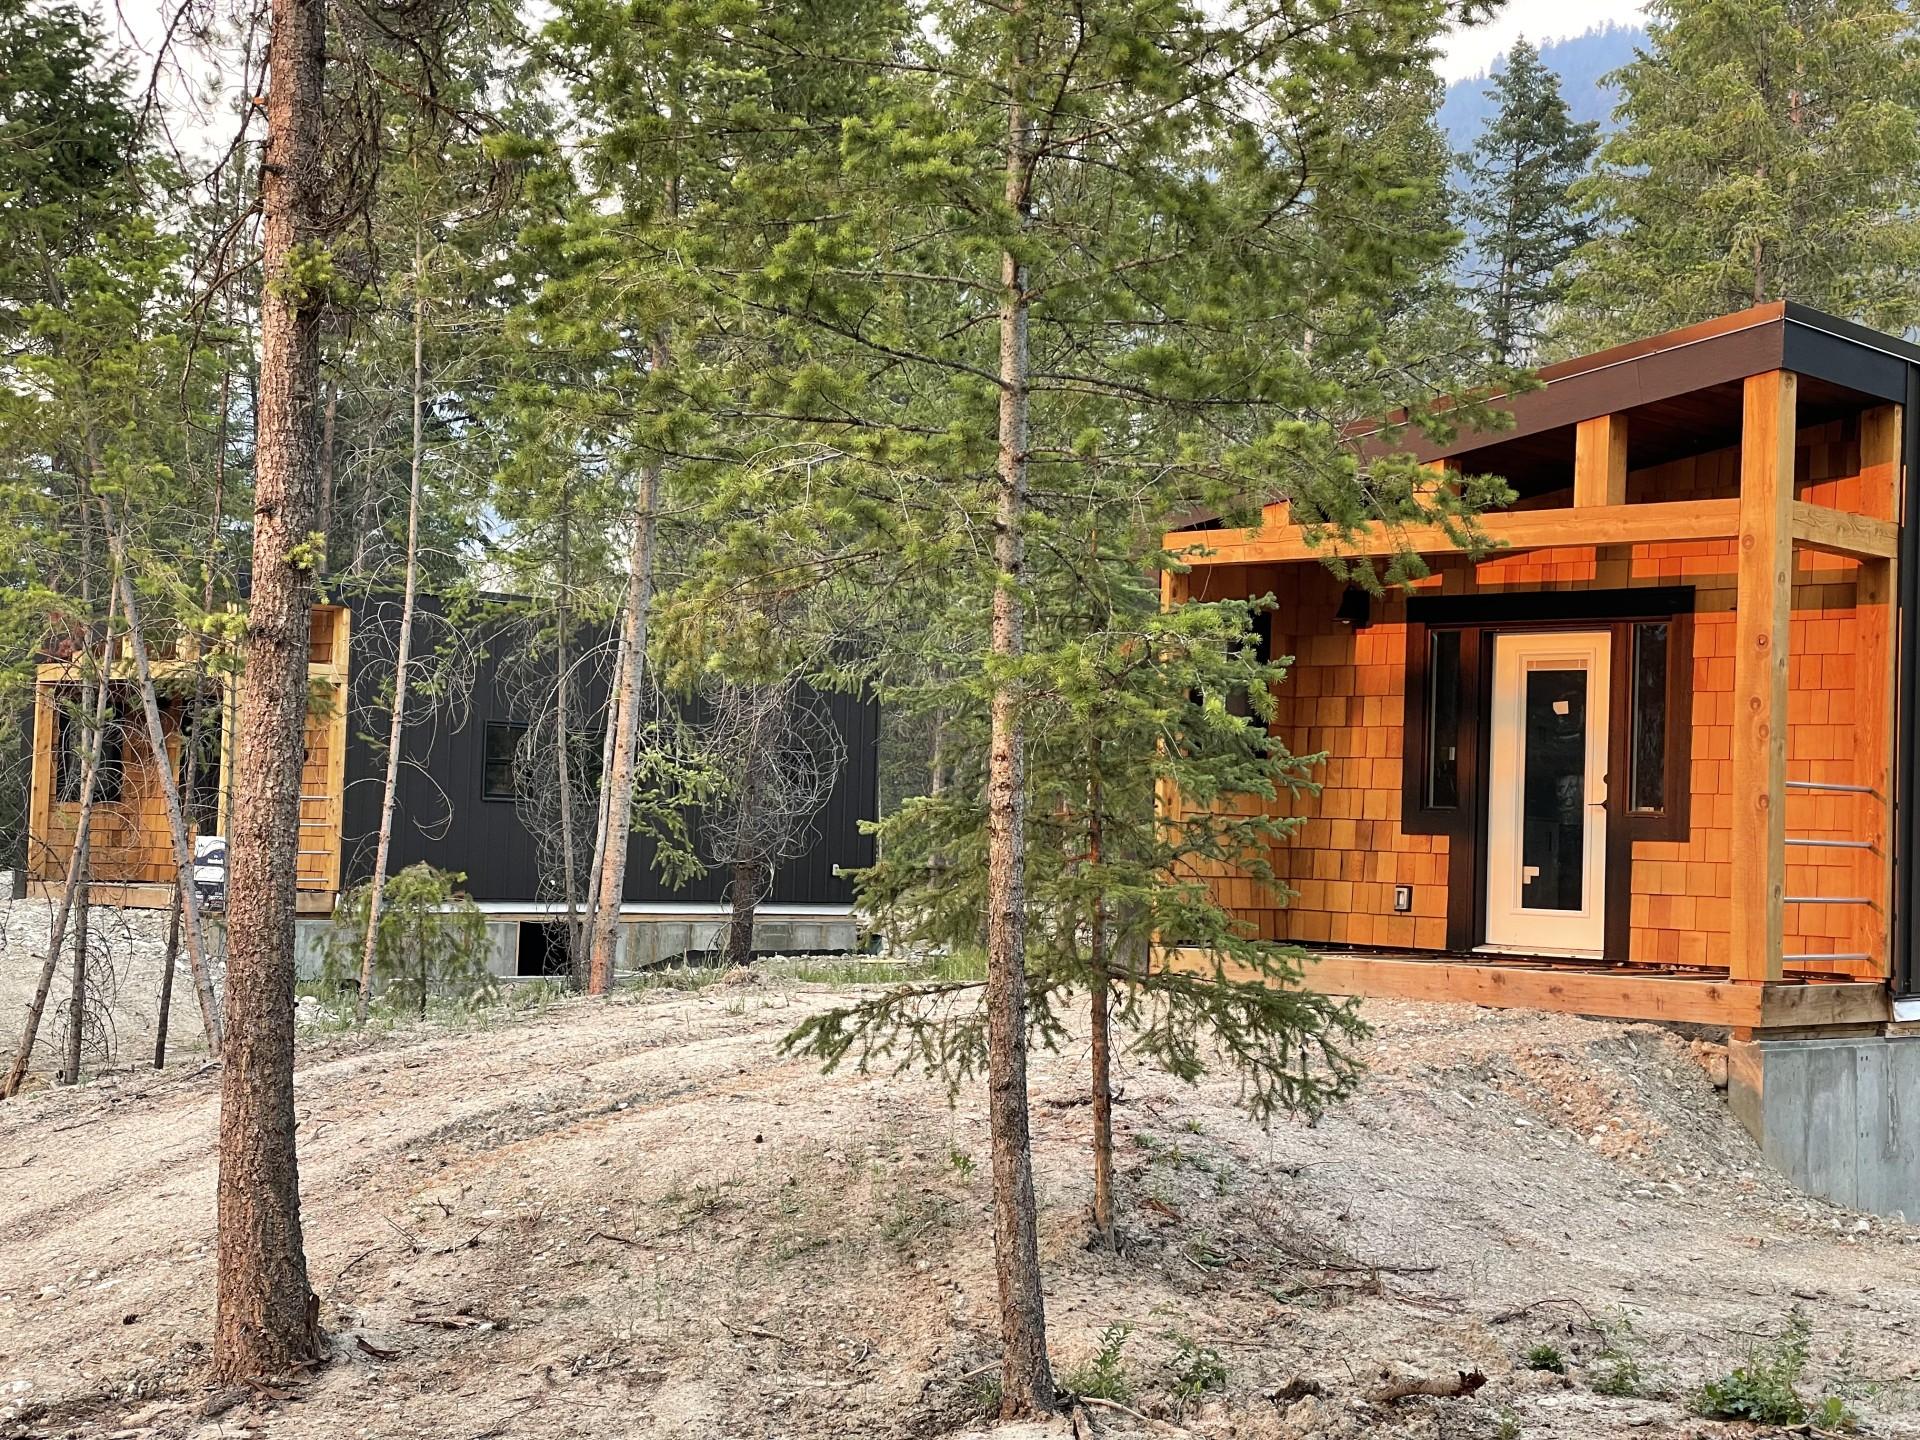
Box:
[21,594,881,968]
[24,605,351,913]
[1162,303,1920,1038]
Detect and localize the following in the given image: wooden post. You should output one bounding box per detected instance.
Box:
[1730,371,1795,983]
[1856,404,1901,976]
[1574,413,1629,507]
[1576,413,1631,586]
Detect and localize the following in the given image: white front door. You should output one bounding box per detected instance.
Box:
[1483,630,1611,956]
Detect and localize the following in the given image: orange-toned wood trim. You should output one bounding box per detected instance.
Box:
[1790,500,1897,560]
[1165,497,1741,567]
[1858,558,1896,976]
[324,680,349,893]
[1157,947,1889,1030]
[28,682,56,881]
[1859,404,1901,522]
[27,880,174,909]
[1856,405,1901,978]
[1574,413,1628,507]
[1731,370,1795,984]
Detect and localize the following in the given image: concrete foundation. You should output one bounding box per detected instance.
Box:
[1728,1034,1920,1220]
[290,907,861,984]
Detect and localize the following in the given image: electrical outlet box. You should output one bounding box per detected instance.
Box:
[1393,884,1413,914]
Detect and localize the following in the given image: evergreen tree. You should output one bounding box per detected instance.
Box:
[1562,0,1920,347]
[1458,39,1599,364]
[717,0,1502,1411]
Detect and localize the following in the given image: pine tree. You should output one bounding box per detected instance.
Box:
[1562,0,1920,347]
[1458,40,1599,364]
[721,0,1499,1411]
[215,0,330,1379]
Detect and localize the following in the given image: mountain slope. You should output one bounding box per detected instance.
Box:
[1441,23,1644,153]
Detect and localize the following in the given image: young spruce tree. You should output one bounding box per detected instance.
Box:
[744,0,1501,1413]
[1458,39,1599,365]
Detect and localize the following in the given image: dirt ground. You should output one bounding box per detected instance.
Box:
[2,975,1919,1440]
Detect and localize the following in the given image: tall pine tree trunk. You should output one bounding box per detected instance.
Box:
[155,882,182,1069]
[64,820,91,1086]
[554,490,586,983]
[984,12,1055,1412]
[354,227,429,1023]
[102,505,224,1053]
[3,577,118,1099]
[555,612,583,981]
[63,518,100,1089]
[585,455,660,994]
[1087,752,1114,1248]
[724,858,760,966]
[214,0,325,1378]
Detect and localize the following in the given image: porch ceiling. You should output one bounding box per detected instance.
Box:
[1363,302,1920,499]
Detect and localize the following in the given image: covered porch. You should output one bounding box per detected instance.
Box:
[1162,303,1918,1036]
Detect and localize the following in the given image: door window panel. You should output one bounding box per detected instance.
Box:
[1521,667,1587,912]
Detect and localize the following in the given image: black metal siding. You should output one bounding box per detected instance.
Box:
[337,596,877,906]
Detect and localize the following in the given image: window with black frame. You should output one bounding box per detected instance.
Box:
[483,721,531,800]
[1425,629,1463,810]
[1628,621,1670,815]
[53,691,124,804]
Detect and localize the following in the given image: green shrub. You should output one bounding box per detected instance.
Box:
[321,863,493,1014]
[1591,1308,1651,1398]
[1169,1334,1227,1404]
[1063,1325,1133,1402]
[1691,1310,1854,1429]
[1524,1343,1567,1374]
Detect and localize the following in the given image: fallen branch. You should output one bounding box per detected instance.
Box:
[719,1317,792,1346]
[406,1306,504,1330]
[1489,1296,1605,1331]
[1368,1370,1487,1404]
[331,1245,383,1283]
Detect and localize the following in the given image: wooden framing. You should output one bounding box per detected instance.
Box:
[1574,413,1629,508]
[1158,948,1892,1031]
[1856,406,1901,979]
[1730,371,1796,983]
[1168,497,1742,568]
[1791,501,1898,560]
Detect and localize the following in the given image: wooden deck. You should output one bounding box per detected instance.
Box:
[1159,946,1892,1033]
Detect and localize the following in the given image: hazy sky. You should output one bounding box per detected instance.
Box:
[100,0,1651,163]
[1439,2,1648,81]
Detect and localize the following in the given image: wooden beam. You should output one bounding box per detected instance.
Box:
[1791,500,1898,560]
[1855,407,1902,978]
[1859,404,1902,522]
[1731,370,1795,984]
[1156,948,1890,1030]
[28,682,54,882]
[1757,979,1892,1030]
[1164,497,1742,568]
[1574,413,1628,507]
